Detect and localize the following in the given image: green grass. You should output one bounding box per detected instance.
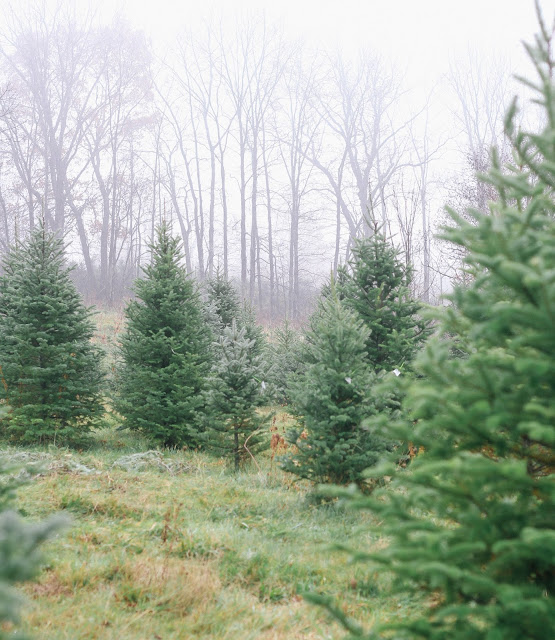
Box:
[0,417,413,640]
[1,311,419,639]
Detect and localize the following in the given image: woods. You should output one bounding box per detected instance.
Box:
[0,4,504,316]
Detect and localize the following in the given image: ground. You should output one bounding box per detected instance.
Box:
[0,311,418,639]
[0,417,418,640]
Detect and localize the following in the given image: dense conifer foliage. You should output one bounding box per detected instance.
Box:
[282,294,391,488]
[203,320,270,470]
[267,320,302,404]
[0,227,104,444]
[338,222,429,371]
[116,223,212,448]
[206,270,242,330]
[317,23,555,640]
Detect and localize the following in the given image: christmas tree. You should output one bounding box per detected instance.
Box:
[203,320,270,471]
[116,223,212,448]
[206,269,242,330]
[316,16,555,640]
[238,300,266,360]
[282,293,392,488]
[0,226,104,445]
[338,221,428,371]
[267,319,302,405]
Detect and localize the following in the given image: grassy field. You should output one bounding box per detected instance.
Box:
[0,415,416,640]
[0,312,419,639]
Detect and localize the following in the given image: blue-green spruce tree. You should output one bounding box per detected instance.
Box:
[203,320,270,470]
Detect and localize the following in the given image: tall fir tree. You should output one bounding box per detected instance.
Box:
[314,17,555,640]
[203,320,270,471]
[116,223,212,448]
[338,221,428,371]
[0,226,104,445]
[282,294,392,488]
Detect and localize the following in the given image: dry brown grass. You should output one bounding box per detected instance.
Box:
[26,570,74,599]
[119,556,221,616]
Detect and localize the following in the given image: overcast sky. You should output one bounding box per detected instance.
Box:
[2,0,550,94]
[116,0,551,86]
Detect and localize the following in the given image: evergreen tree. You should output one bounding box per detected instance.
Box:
[205,270,267,362]
[267,319,302,405]
[0,226,104,445]
[239,300,266,359]
[206,269,242,330]
[338,222,428,371]
[316,20,555,640]
[203,320,270,471]
[282,294,392,488]
[116,223,212,448]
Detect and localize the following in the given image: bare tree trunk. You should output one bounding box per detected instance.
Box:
[249,132,259,302]
[218,140,229,278]
[262,128,274,318]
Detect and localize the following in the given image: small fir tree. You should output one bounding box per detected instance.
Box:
[203,320,270,471]
[0,226,104,445]
[282,294,391,488]
[206,269,242,330]
[314,19,555,640]
[205,271,267,360]
[239,300,266,359]
[267,319,302,405]
[338,221,428,371]
[116,223,212,448]
[0,442,67,639]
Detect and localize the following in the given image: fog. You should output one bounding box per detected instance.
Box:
[0,0,549,321]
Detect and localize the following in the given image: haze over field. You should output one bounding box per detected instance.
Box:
[0,0,550,319]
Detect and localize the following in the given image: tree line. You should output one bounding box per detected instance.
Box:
[0,4,516,319]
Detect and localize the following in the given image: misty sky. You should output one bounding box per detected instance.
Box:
[119,0,549,84]
[4,0,549,107]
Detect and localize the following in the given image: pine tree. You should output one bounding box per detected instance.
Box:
[206,269,242,330]
[267,319,302,405]
[239,300,266,359]
[316,18,555,640]
[0,226,104,445]
[0,435,67,639]
[338,221,428,371]
[282,294,392,488]
[203,320,270,471]
[116,223,212,448]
